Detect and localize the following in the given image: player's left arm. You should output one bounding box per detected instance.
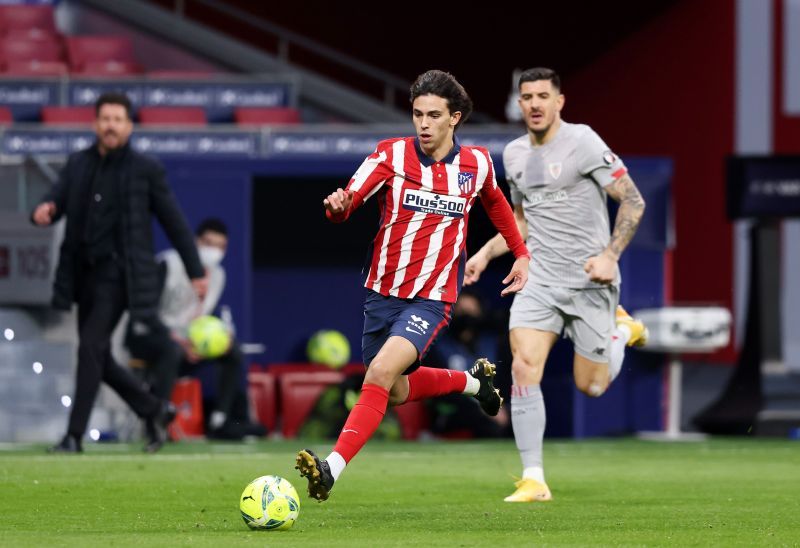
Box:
[584,173,646,283]
[604,173,646,259]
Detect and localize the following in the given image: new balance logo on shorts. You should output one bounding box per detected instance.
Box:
[405,314,430,335]
[403,189,466,218]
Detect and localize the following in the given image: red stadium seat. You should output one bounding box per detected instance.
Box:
[65,35,135,70]
[41,106,95,126]
[3,60,68,76]
[72,60,142,77]
[0,38,62,63]
[234,107,301,126]
[3,27,61,42]
[0,107,13,125]
[0,5,56,33]
[168,378,204,440]
[278,371,346,438]
[138,107,207,126]
[248,371,278,433]
[146,69,220,79]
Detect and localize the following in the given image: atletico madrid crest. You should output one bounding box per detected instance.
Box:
[457,171,475,194]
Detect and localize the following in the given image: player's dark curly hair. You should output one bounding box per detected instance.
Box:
[518,67,561,92]
[409,70,473,130]
[95,91,133,120]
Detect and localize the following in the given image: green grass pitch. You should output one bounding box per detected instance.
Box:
[1,438,798,546]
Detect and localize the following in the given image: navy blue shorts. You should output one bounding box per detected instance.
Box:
[361,290,453,375]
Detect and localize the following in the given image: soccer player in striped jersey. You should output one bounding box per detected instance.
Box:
[295,70,531,502]
[465,67,649,502]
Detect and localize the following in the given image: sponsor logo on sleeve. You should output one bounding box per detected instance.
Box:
[602,150,617,165]
[403,189,466,218]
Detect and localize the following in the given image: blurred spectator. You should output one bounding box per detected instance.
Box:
[126,218,265,440]
[425,288,510,438]
[30,91,204,453]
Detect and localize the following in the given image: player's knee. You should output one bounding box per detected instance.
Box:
[575,377,608,397]
[363,360,397,390]
[511,354,541,384]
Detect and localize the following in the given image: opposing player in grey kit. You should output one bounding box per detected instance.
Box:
[465,67,649,502]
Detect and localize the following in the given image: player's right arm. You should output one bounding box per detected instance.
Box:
[464,204,527,285]
[324,140,395,223]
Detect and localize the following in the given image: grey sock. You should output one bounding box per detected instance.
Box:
[511,385,545,471]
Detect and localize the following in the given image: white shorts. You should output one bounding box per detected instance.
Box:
[509,282,619,364]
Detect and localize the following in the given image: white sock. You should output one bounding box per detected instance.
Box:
[609,327,629,382]
[511,385,546,481]
[325,451,347,481]
[462,373,480,396]
[522,466,546,484]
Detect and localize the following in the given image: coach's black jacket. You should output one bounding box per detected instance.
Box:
[32,142,204,320]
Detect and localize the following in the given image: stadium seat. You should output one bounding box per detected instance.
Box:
[3,27,61,42]
[278,371,346,438]
[247,371,278,433]
[0,38,62,63]
[0,5,56,33]
[393,401,429,440]
[41,106,95,126]
[65,35,135,70]
[234,107,302,126]
[168,377,205,440]
[138,107,207,126]
[3,60,68,76]
[0,106,13,125]
[73,60,142,77]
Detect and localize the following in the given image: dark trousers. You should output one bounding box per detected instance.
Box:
[67,260,160,437]
[128,323,241,420]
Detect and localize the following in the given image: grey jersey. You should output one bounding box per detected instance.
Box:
[503,121,626,288]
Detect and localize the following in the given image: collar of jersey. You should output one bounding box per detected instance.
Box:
[413,136,461,167]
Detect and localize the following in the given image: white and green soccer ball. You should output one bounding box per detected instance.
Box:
[239,475,300,531]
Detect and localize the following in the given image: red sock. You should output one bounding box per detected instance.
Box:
[332,383,389,463]
[406,366,467,402]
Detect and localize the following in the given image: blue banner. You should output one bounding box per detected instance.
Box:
[0,80,60,121]
[1,129,262,158]
[67,80,292,122]
[263,130,521,159]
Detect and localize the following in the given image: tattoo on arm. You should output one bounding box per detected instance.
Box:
[604,174,646,259]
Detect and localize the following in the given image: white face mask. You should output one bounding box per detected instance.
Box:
[198,245,225,268]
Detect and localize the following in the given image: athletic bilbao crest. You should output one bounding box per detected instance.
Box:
[457,171,475,194]
[548,162,562,180]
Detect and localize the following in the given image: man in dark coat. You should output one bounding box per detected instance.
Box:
[31,91,207,453]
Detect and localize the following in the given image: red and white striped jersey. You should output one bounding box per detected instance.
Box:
[329,137,528,303]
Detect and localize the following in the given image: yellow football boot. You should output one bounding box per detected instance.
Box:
[616,305,649,348]
[503,478,553,502]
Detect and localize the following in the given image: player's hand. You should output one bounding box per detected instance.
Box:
[323,188,353,215]
[33,201,56,226]
[501,256,529,296]
[464,252,489,286]
[191,274,208,300]
[176,336,202,363]
[584,251,618,284]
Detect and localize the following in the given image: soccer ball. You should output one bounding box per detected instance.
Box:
[187,315,231,359]
[307,329,350,369]
[239,475,300,531]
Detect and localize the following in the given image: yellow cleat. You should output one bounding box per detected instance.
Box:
[503,478,553,502]
[616,305,649,347]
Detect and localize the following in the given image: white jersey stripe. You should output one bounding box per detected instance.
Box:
[370,140,407,293]
[389,163,433,296]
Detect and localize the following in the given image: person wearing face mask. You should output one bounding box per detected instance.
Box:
[126,218,261,441]
[31,92,205,454]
